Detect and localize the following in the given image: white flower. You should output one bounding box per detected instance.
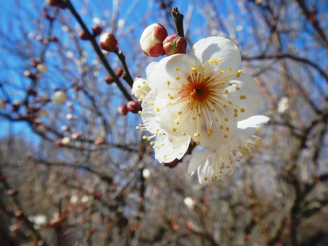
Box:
[188,115,269,186]
[28,214,47,226]
[36,63,47,74]
[146,36,261,149]
[131,77,151,100]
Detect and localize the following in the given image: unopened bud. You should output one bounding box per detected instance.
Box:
[92,25,102,36]
[140,23,168,57]
[36,63,47,74]
[42,94,50,102]
[79,31,92,40]
[24,70,35,79]
[163,34,187,56]
[131,77,150,100]
[127,101,142,114]
[47,0,67,9]
[104,75,114,84]
[49,35,58,42]
[118,105,128,116]
[100,33,118,53]
[116,67,123,77]
[95,137,105,145]
[52,91,67,104]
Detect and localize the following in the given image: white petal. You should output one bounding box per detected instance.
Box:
[189,37,241,72]
[225,73,262,120]
[146,62,158,87]
[227,115,270,150]
[149,54,195,95]
[188,148,214,174]
[155,134,191,163]
[190,116,238,149]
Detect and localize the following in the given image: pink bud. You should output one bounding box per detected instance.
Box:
[92,25,102,36]
[126,101,141,114]
[118,105,128,116]
[140,23,168,57]
[100,33,118,53]
[104,75,114,84]
[163,34,187,56]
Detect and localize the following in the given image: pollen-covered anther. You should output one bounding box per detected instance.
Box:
[226,127,230,131]
[176,77,180,80]
[167,81,170,85]
[138,111,142,114]
[196,141,200,145]
[135,126,140,129]
[240,95,247,100]
[228,68,232,72]
[175,67,179,71]
[182,132,186,136]
[191,67,197,73]
[178,111,182,115]
[156,108,160,112]
[142,136,147,139]
[240,108,245,112]
[194,132,200,137]
[236,70,243,77]
[234,114,238,117]
[172,128,177,132]
[224,135,228,138]
[174,119,179,125]
[220,70,225,74]
[224,90,229,94]
[209,58,214,63]
[224,118,228,122]
[236,86,240,90]
[220,125,224,129]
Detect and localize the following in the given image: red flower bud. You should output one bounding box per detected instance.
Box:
[118,105,128,116]
[127,101,142,114]
[79,31,92,41]
[163,34,187,56]
[116,67,124,77]
[104,75,114,84]
[140,23,168,57]
[92,25,102,36]
[100,32,118,53]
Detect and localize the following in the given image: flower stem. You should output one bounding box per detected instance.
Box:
[171,7,184,37]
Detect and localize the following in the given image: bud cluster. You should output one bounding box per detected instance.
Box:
[140,23,187,57]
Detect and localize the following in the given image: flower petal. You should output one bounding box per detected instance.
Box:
[190,116,238,149]
[188,148,214,174]
[149,54,195,96]
[225,73,262,121]
[189,37,241,72]
[155,133,191,163]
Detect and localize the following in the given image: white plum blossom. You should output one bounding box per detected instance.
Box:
[146,37,261,149]
[137,36,267,180]
[131,77,151,100]
[188,115,269,186]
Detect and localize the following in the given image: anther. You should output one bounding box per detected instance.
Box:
[176,77,180,80]
[240,108,245,112]
[175,67,179,71]
[172,128,177,132]
[194,132,200,137]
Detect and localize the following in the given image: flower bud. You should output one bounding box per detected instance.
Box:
[127,101,142,114]
[140,23,168,57]
[92,25,102,36]
[36,63,47,74]
[118,105,128,116]
[79,31,92,41]
[104,75,113,84]
[61,137,70,145]
[131,77,150,100]
[52,90,67,104]
[100,33,118,53]
[47,0,66,9]
[163,34,187,56]
[116,67,123,77]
